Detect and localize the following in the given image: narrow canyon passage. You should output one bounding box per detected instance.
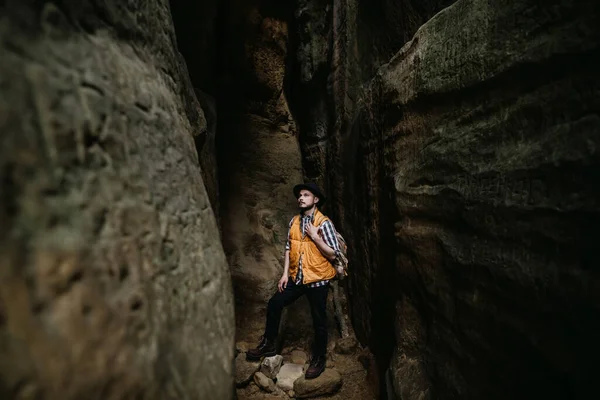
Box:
[1,1,599,400]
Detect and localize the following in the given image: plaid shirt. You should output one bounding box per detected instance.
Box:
[285,212,341,288]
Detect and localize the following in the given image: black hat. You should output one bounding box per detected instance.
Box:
[293,183,326,206]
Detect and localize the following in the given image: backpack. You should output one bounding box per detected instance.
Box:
[332,230,349,280]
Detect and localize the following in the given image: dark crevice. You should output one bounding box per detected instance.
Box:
[169,0,220,95]
[0,163,18,244]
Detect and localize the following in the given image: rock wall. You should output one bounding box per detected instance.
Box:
[326,0,600,398]
[380,0,600,397]
[213,0,309,344]
[287,0,331,188]
[0,1,234,399]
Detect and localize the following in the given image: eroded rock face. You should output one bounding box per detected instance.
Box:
[343,0,600,398]
[236,353,260,387]
[0,1,234,399]
[293,369,343,398]
[379,0,600,398]
[287,0,331,186]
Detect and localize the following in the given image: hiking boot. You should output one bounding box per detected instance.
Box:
[246,336,276,361]
[305,355,326,379]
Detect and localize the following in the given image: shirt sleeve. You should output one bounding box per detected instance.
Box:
[320,220,341,258]
[284,217,294,251]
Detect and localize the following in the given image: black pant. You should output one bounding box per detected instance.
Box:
[264,279,329,357]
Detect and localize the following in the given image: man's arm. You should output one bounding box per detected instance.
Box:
[321,220,341,261]
[307,223,337,261]
[312,236,336,261]
[282,250,290,276]
[278,250,290,292]
[282,216,294,277]
[278,218,294,291]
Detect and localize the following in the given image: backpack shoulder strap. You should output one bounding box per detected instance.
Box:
[313,209,330,226]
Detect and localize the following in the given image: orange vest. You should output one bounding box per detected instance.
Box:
[288,209,337,284]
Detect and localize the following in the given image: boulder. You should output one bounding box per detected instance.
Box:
[236,353,260,387]
[254,371,276,393]
[294,369,343,398]
[260,355,284,379]
[275,363,304,391]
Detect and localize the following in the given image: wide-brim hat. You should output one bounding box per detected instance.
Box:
[293,183,326,206]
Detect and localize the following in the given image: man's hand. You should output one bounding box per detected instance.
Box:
[306,223,336,261]
[306,224,320,241]
[278,274,289,292]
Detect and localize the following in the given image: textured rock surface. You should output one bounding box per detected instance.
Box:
[236,353,260,387]
[261,355,284,380]
[378,0,600,398]
[253,371,276,393]
[326,0,600,398]
[355,0,457,78]
[0,1,234,399]
[294,369,343,398]
[287,0,331,186]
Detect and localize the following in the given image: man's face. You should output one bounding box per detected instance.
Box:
[298,189,319,210]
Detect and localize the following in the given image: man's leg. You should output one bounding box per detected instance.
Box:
[247,279,303,360]
[264,279,304,340]
[305,284,329,378]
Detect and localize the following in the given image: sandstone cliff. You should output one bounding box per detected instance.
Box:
[0,1,234,399]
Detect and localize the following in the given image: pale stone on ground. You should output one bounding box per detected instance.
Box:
[276,363,304,391]
[261,355,284,379]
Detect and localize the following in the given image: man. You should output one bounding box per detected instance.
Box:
[246,183,340,379]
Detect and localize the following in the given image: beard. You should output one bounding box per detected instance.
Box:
[298,203,315,212]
